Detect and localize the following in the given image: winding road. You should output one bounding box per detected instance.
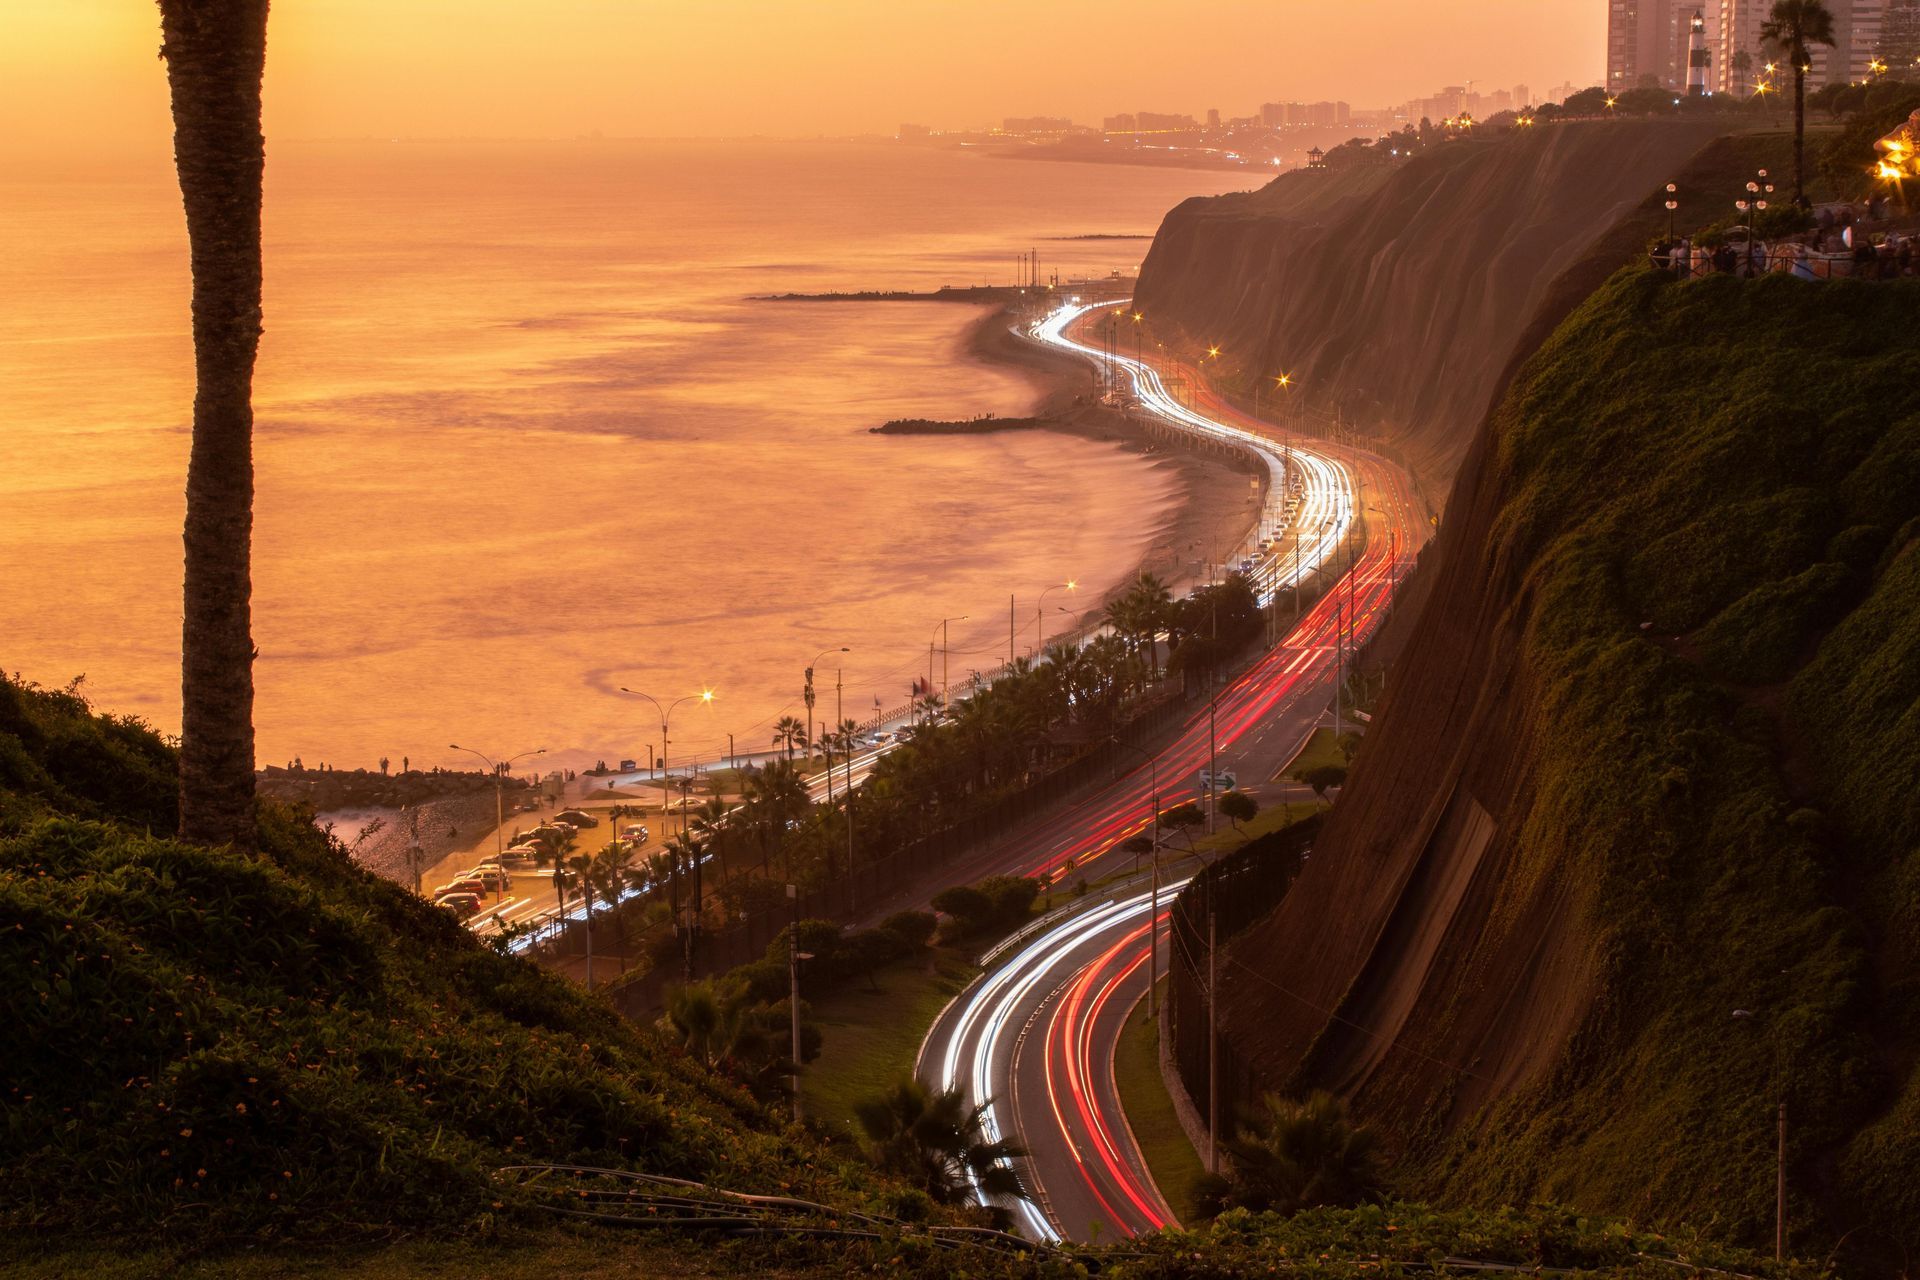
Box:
[916,299,1425,1243]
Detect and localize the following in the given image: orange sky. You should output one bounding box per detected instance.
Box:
[7,1,1600,150]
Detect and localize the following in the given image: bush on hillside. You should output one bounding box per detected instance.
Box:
[0,678,882,1240]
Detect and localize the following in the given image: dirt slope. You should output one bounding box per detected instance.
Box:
[1214,269,1920,1270]
[1134,121,1723,490]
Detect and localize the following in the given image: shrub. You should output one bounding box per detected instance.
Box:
[929,885,992,932]
[878,909,937,949]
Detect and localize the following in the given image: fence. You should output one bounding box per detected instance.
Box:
[598,686,1200,1021]
[1165,813,1320,1145]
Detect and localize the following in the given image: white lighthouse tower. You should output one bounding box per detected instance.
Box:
[1686,11,1711,96]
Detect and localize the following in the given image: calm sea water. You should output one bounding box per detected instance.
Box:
[1,140,1248,772]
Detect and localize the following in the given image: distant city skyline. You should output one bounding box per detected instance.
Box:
[7,1,1599,153]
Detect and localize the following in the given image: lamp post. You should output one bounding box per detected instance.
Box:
[617,689,713,851]
[933,616,967,709]
[448,744,547,900]
[1736,169,1773,273]
[1665,182,1678,242]
[1036,581,1076,653]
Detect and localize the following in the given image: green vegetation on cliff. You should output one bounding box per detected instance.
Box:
[1434,268,1920,1257]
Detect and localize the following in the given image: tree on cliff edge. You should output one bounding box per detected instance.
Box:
[159,0,270,851]
[1761,0,1837,203]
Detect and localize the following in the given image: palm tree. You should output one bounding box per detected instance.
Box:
[1733,48,1756,95]
[667,983,726,1067]
[159,1,271,851]
[1761,0,1837,203]
[771,715,809,761]
[1195,1090,1383,1219]
[743,759,809,880]
[854,1080,1029,1209]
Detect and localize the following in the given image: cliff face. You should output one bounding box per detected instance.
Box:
[1133,121,1723,489]
[1216,270,1920,1265]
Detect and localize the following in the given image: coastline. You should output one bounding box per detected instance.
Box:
[957,304,1266,632]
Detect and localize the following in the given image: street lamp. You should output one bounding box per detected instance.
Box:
[617,688,715,842]
[1665,182,1679,241]
[448,744,547,901]
[930,616,968,710]
[1036,580,1077,653]
[619,687,715,969]
[1735,169,1773,271]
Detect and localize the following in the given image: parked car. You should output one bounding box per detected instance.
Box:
[554,809,599,828]
[436,893,482,919]
[435,877,489,898]
[520,823,572,844]
[461,867,512,891]
[501,844,540,864]
[622,823,650,845]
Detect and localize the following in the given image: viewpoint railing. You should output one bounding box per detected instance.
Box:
[1165,813,1320,1142]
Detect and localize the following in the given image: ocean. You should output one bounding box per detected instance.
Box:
[1,138,1250,772]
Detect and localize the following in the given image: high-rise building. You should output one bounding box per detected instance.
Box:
[1514,83,1533,106]
[1207,107,1221,129]
[1709,0,1895,92]
[1883,0,1920,72]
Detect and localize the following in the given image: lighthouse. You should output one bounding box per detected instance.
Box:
[1686,11,1711,97]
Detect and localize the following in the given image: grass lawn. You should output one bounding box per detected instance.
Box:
[801,947,979,1138]
[1278,725,1351,780]
[1114,978,1207,1226]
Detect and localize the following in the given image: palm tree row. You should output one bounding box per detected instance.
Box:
[582,574,1266,955]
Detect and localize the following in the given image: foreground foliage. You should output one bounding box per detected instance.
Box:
[0,677,888,1239]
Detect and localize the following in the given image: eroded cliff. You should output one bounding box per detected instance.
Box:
[1215,268,1920,1267]
[1133,120,1724,489]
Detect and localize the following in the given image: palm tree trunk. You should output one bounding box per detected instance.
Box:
[160,1,270,851]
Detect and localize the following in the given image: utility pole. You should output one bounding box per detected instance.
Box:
[1208,908,1220,1174]
[1207,596,1219,834]
[1148,750,1161,1018]
[1776,1101,1787,1259]
[788,883,803,1123]
[1334,599,1344,741]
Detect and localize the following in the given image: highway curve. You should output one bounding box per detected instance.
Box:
[916,299,1424,1242]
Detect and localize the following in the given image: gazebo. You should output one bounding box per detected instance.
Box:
[1305,146,1327,169]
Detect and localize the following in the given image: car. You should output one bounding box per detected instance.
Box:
[436,893,483,919]
[501,845,539,864]
[622,823,650,845]
[520,823,571,843]
[461,867,512,891]
[554,809,599,828]
[435,877,489,898]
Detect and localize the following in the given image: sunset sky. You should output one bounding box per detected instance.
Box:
[9,1,1600,151]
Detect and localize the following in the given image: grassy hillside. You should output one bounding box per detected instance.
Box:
[1218,265,1920,1271]
[1470,269,1920,1246]
[0,676,894,1240]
